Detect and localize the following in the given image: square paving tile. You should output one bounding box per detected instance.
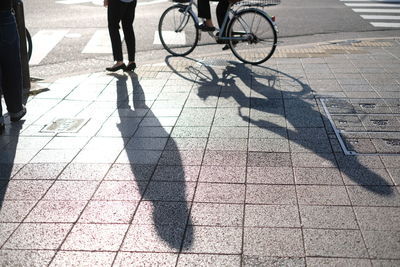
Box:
[190,203,243,226]
[12,163,67,180]
[79,201,138,223]
[210,126,248,138]
[294,168,343,185]
[202,151,247,166]
[58,163,111,180]
[0,223,19,247]
[354,207,400,231]
[127,137,168,150]
[133,126,173,138]
[132,201,190,226]
[291,153,337,168]
[247,152,291,167]
[199,166,246,183]
[0,200,37,222]
[289,139,333,153]
[306,257,372,267]
[346,186,400,206]
[245,204,300,227]
[248,139,290,152]
[242,256,305,267]
[300,205,358,229]
[152,165,200,182]
[116,150,162,164]
[171,127,210,138]
[371,260,400,267]
[249,127,287,139]
[159,150,204,166]
[43,181,100,201]
[62,223,128,251]
[363,230,400,259]
[297,185,351,205]
[3,223,72,249]
[341,168,394,186]
[113,252,178,267]
[92,181,144,201]
[194,183,245,203]
[121,224,185,252]
[105,164,155,181]
[3,180,53,200]
[50,251,116,267]
[144,181,196,202]
[166,138,208,150]
[177,254,241,267]
[25,200,87,223]
[303,229,368,257]
[0,163,24,179]
[246,185,297,205]
[246,167,294,184]
[30,149,79,163]
[206,138,247,151]
[244,228,304,257]
[0,250,55,267]
[182,226,242,254]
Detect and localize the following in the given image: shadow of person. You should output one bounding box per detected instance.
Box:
[0,121,24,209]
[191,60,393,196]
[110,72,193,250]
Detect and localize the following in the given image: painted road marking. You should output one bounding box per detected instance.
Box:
[82,29,124,54]
[30,30,69,65]
[153,31,186,45]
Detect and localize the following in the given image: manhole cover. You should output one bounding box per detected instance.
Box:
[321,98,400,156]
[41,118,89,133]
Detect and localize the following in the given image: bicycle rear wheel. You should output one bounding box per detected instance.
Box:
[26,28,32,62]
[228,9,277,64]
[158,5,199,56]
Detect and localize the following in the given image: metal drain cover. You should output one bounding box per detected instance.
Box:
[41,118,89,133]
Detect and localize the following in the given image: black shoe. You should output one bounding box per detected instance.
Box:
[222,41,238,50]
[197,24,215,32]
[0,122,4,135]
[125,62,136,72]
[106,64,126,72]
[10,106,26,122]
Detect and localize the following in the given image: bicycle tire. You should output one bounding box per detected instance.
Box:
[227,8,277,65]
[158,4,199,56]
[26,28,32,62]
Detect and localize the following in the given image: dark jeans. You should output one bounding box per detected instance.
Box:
[0,10,23,118]
[198,0,229,29]
[107,0,137,62]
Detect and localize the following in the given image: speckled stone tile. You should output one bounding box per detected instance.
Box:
[143,181,196,202]
[195,183,245,203]
[58,163,111,180]
[291,153,337,168]
[304,229,368,257]
[0,200,37,222]
[247,152,291,167]
[62,223,128,251]
[92,181,145,201]
[354,207,400,231]
[242,256,305,267]
[121,224,185,252]
[202,150,247,166]
[0,250,55,267]
[190,203,243,226]
[152,165,200,182]
[294,167,343,185]
[246,167,294,184]
[159,150,204,166]
[3,180,53,200]
[363,230,400,259]
[244,228,304,257]
[3,223,72,249]
[300,206,358,229]
[245,205,300,227]
[50,251,116,267]
[182,226,242,254]
[0,223,19,247]
[306,258,372,267]
[246,185,297,205]
[340,168,394,186]
[113,252,178,267]
[25,200,87,223]
[297,185,351,205]
[371,260,400,267]
[79,201,138,223]
[12,163,67,180]
[199,166,246,183]
[177,254,241,267]
[132,201,190,226]
[346,185,400,206]
[43,181,100,201]
[104,164,155,181]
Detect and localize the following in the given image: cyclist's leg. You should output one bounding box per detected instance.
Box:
[198,0,215,30]
[216,0,229,34]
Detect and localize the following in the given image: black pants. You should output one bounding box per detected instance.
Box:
[198,0,229,29]
[107,0,137,62]
[0,11,23,117]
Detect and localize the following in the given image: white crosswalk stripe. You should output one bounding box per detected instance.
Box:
[340,0,400,28]
[82,29,124,54]
[30,30,69,66]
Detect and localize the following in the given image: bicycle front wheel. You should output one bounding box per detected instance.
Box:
[158,5,199,56]
[26,28,33,62]
[228,9,277,65]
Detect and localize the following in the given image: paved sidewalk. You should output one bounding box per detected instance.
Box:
[0,38,399,267]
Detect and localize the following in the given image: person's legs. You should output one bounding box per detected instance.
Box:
[198,0,215,30]
[0,12,24,120]
[121,0,136,64]
[108,0,124,63]
[217,0,230,33]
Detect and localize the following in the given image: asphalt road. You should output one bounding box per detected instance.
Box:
[23,0,400,79]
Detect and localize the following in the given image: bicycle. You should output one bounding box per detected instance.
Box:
[158,0,280,65]
[26,27,32,62]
